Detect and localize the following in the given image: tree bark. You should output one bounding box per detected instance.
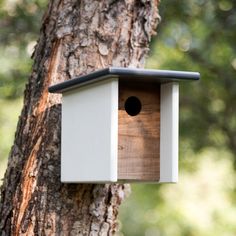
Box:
[0,0,160,235]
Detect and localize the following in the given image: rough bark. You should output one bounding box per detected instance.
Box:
[0,0,160,235]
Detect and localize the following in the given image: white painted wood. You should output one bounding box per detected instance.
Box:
[160,82,179,183]
[61,78,119,182]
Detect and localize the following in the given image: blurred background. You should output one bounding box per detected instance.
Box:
[0,0,236,235]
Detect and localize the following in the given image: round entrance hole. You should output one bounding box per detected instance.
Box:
[124,96,142,116]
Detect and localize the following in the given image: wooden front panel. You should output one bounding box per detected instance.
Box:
[118,81,160,181]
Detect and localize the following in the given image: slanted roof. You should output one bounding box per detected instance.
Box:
[48,67,200,93]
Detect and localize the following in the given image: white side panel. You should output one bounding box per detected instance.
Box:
[160,82,179,183]
[61,78,118,183]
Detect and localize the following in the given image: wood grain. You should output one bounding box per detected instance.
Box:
[118,81,160,181]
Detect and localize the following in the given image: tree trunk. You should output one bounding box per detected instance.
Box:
[0,0,160,235]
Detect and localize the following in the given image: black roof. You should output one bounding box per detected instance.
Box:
[48,67,200,93]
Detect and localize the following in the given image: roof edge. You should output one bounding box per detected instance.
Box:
[48,67,200,93]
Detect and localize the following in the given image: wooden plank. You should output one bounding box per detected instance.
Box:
[160,82,179,182]
[62,79,118,182]
[118,81,160,181]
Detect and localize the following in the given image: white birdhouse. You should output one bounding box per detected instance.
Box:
[49,67,199,183]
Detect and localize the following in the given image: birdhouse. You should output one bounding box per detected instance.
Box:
[49,67,199,183]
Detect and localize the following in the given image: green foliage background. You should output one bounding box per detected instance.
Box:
[0,0,47,179]
[0,0,236,235]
